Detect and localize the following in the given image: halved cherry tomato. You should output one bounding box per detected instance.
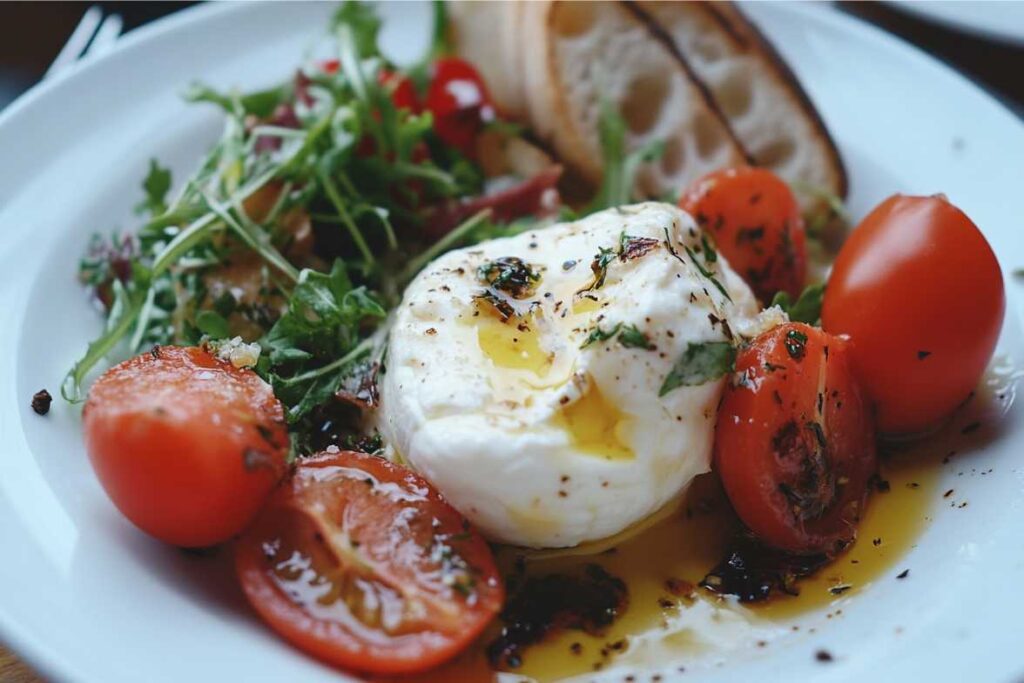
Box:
[235,451,503,676]
[83,346,288,547]
[822,194,1005,435]
[714,323,877,555]
[425,57,495,157]
[680,167,807,303]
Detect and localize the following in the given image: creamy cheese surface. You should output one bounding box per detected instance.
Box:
[379,203,778,547]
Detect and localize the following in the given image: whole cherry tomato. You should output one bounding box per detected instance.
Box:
[425,57,496,157]
[821,194,1005,434]
[680,167,807,303]
[714,323,877,555]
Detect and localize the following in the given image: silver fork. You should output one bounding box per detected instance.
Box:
[45,6,124,79]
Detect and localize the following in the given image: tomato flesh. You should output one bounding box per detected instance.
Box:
[822,194,1005,434]
[83,346,289,547]
[680,167,807,303]
[235,451,503,676]
[425,57,495,157]
[714,323,877,554]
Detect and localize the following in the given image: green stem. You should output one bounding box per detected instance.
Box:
[278,334,375,387]
[201,189,299,283]
[319,169,375,268]
[397,208,491,285]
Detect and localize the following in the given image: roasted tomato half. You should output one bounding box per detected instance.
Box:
[714,323,877,554]
[235,450,504,676]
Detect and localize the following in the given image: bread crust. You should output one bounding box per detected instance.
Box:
[632,0,848,205]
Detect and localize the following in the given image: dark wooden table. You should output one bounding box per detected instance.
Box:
[0,2,1020,681]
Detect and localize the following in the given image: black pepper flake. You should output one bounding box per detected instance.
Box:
[829,584,852,595]
[31,389,52,415]
[570,642,582,655]
[917,350,932,360]
[943,489,954,498]
[150,345,162,359]
[872,537,882,546]
[815,650,834,663]
[896,569,909,579]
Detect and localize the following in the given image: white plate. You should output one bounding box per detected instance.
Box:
[1,2,1023,682]
[887,0,1024,46]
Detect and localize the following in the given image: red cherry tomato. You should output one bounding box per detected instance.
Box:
[83,346,288,547]
[714,323,877,555]
[822,194,1005,434]
[379,69,421,112]
[425,57,496,157]
[235,451,504,676]
[680,167,807,303]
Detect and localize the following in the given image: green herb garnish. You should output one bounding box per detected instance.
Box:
[659,341,736,396]
[478,256,541,299]
[771,283,825,325]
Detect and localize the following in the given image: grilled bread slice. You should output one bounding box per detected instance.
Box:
[632,1,847,209]
[518,1,749,198]
[449,0,748,199]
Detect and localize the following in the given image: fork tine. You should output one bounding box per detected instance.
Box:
[86,14,124,59]
[45,5,103,79]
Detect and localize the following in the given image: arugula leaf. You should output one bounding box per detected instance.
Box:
[62,277,148,402]
[265,260,382,363]
[585,99,665,213]
[332,0,383,59]
[185,82,290,119]
[771,283,825,325]
[134,159,172,218]
[659,341,736,396]
[263,260,385,421]
[195,310,231,339]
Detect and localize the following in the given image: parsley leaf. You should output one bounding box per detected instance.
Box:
[581,323,622,349]
[331,0,383,58]
[134,159,172,218]
[771,283,825,324]
[659,341,736,396]
[581,322,654,350]
[618,324,655,350]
